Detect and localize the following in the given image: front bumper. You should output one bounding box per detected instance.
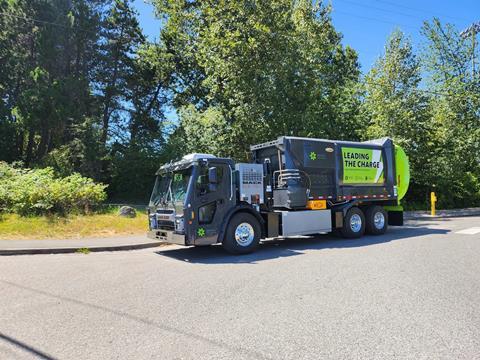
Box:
[147,229,186,245]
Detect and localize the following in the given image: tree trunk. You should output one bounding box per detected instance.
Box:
[100,27,124,147]
[16,131,24,160]
[101,95,112,145]
[36,125,51,161]
[25,129,34,166]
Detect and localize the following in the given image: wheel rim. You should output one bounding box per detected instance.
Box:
[373,212,385,229]
[234,222,255,247]
[350,214,362,233]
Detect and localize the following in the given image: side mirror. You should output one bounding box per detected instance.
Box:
[208,183,217,192]
[196,175,207,195]
[208,167,218,184]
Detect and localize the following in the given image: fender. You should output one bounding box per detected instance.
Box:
[217,203,266,243]
[329,200,359,229]
[331,199,396,215]
[330,200,359,215]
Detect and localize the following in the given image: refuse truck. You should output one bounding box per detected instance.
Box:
[147,136,410,254]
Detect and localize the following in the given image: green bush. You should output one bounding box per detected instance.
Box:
[0,162,107,216]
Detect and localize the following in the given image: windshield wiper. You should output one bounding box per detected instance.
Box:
[165,180,174,207]
[154,176,173,207]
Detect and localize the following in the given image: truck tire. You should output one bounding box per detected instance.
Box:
[340,207,365,238]
[365,205,388,235]
[223,212,261,254]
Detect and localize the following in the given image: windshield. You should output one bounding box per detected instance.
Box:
[149,169,192,208]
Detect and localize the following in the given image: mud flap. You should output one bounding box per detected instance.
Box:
[388,211,403,226]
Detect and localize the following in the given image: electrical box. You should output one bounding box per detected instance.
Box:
[235,163,264,204]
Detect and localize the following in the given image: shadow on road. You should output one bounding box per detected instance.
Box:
[0,332,57,360]
[155,225,451,264]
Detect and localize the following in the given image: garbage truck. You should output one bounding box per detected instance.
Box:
[147,136,410,254]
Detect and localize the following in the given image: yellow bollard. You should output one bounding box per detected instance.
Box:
[430,192,437,216]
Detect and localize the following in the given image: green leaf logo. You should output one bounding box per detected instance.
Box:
[309,152,317,161]
[197,228,206,237]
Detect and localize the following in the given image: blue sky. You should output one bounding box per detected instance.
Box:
[133,0,479,72]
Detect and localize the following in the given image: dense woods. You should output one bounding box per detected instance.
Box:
[0,0,479,208]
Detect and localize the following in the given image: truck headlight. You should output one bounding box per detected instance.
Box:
[175,216,185,233]
[149,215,157,229]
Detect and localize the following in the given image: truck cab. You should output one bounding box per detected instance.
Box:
[148,153,237,247]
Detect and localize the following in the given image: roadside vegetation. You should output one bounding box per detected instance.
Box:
[0,162,146,239]
[0,162,106,216]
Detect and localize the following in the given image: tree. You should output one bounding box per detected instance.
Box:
[106,41,173,201]
[0,0,105,167]
[176,105,230,156]
[97,0,145,149]
[154,0,362,159]
[421,19,480,207]
[362,29,433,206]
[0,0,169,200]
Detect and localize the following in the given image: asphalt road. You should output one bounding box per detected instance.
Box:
[1,216,480,360]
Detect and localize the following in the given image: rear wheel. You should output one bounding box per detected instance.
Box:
[365,205,388,235]
[223,212,261,254]
[340,207,365,238]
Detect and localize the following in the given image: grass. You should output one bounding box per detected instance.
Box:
[0,208,148,240]
[76,247,91,254]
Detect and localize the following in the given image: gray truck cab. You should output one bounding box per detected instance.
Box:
[148,153,237,246]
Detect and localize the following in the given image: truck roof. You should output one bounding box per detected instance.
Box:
[250,136,391,151]
[156,153,215,174]
[156,153,234,174]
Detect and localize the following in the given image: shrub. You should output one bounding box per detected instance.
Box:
[0,162,107,216]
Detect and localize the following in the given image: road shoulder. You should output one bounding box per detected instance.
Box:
[0,235,166,256]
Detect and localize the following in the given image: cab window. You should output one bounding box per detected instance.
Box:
[196,165,223,195]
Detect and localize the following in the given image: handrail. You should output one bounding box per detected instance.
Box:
[273,169,311,190]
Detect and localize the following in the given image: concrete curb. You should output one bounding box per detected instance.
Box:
[404,207,480,220]
[0,241,166,256]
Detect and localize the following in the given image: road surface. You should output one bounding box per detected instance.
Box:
[1,216,480,359]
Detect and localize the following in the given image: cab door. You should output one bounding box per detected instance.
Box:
[193,161,232,245]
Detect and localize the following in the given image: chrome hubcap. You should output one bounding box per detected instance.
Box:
[234,222,255,246]
[350,214,362,233]
[374,212,385,229]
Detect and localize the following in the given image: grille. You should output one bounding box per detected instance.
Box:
[157,220,174,230]
[156,209,174,214]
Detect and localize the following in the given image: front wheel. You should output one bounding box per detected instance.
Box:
[340,207,365,238]
[223,212,261,254]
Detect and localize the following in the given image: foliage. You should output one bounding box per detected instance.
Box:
[0,162,107,216]
[0,0,168,199]
[420,19,480,208]
[360,25,480,208]
[108,142,166,202]
[176,105,230,157]
[361,30,435,205]
[0,0,479,209]
[76,248,91,254]
[154,0,362,159]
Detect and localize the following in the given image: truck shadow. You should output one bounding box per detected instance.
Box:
[155,225,451,264]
